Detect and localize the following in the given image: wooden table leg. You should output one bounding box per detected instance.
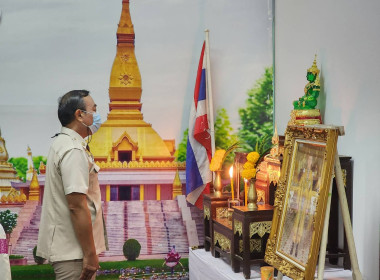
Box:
[231,231,240,273]
[242,220,250,279]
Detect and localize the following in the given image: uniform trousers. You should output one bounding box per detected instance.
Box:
[52,259,96,280]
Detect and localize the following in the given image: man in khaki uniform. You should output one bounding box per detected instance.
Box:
[37,90,107,280]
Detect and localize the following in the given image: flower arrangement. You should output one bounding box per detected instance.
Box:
[209,142,239,171]
[241,135,273,180]
[241,151,260,180]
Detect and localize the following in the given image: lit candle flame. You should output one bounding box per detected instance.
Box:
[229,166,233,178]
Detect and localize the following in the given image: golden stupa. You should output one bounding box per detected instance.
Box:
[28,169,40,201]
[89,0,175,162]
[0,128,21,194]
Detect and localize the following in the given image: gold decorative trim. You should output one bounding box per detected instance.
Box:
[96,160,186,169]
[294,109,321,118]
[239,239,262,253]
[250,221,272,238]
[234,220,242,235]
[257,189,265,203]
[214,231,231,252]
[265,125,340,280]
[204,205,210,220]
[216,207,228,219]
[120,53,130,62]
[118,73,134,85]
[295,119,321,125]
[342,168,347,187]
[268,169,280,184]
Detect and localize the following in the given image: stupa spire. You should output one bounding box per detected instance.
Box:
[105,0,144,126]
[26,146,34,181]
[89,0,175,163]
[28,169,40,201]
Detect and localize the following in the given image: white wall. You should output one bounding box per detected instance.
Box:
[274,1,380,279]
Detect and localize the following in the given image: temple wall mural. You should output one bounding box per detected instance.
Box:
[0,0,273,265]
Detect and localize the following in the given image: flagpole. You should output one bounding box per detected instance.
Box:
[204,29,215,157]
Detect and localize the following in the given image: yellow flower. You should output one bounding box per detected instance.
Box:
[243,161,255,170]
[241,168,256,180]
[247,152,260,164]
[209,149,226,171]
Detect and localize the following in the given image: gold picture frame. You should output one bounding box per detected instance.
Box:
[264,125,339,280]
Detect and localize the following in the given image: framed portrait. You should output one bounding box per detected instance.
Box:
[264,125,340,280]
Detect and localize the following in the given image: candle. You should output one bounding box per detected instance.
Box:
[244,179,248,206]
[236,165,239,202]
[261,266,274,280]
[229,166,234,200]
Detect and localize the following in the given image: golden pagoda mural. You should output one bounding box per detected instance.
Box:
[0,128,23,204]
[89,0,184,202]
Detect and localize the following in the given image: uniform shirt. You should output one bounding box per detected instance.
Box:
[0,224,11,280]
[37,127,107,262]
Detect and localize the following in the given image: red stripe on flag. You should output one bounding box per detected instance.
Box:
[194,115,212,161]
[193,42,205,109]
[194,183,211,210]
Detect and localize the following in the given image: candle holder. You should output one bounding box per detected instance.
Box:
[228,198,240,209]
[234,152,248,202]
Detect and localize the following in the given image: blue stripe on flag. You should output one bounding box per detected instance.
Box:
[186,137,204,195]
[198,69,206,101]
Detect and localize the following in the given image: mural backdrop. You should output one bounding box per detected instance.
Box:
[0,0,273,160]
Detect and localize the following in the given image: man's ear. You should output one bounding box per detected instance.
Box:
[74,109,83,121]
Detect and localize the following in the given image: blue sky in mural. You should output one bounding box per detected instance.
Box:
[0,0,273,157]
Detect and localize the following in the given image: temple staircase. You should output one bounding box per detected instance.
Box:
[12,203,41,262]
[9,199,205,261]
[9,200,39,248]
[100,200,190,257]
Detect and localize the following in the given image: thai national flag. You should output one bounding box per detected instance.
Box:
[186,42,212,209]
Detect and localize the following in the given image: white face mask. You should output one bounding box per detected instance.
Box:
[89,112,102,134]
[81,111,102,134]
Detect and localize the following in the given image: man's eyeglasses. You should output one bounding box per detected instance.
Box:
[81,110,96,115]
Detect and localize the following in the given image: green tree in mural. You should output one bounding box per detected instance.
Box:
[238,66,274,151]
[175,129,188,162]
[8,157,27,182]
[8,156,47,182]
[33,156,47,171]
[176,108,236,162]
[214,108,238,164]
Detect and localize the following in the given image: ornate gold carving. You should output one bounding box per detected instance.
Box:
[250,221,272,238]
[342,168,347,187]
[119,73,134,85]
[234,220,242,235]
[216,207,228,219]
[214,231,231,252]
[264,239,304,279]
[0,146,3,153]
[204,205,210,220]
[239,239,262,253]
[96,160,186,169]
[264,125,340,280]
[257,189,265,203]
[120,53,130,62]
[268,168,280,184]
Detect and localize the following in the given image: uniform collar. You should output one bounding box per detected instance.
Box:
[61,127,85,142]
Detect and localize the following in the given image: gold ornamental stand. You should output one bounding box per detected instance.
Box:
[277,126,363,280]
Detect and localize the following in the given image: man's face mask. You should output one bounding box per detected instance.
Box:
[81,111,102,134]
[89,112,102,134]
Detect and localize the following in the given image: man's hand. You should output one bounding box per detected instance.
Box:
[80,253,99,280]
[66,192,98,280]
